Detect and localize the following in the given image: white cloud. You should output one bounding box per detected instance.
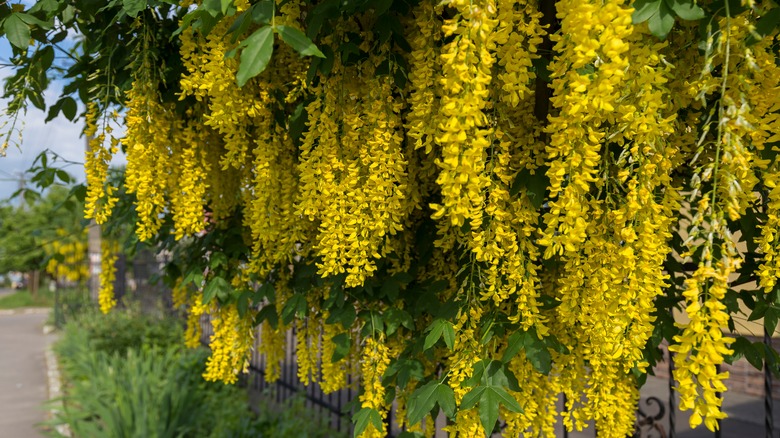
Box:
[0,67,126,202]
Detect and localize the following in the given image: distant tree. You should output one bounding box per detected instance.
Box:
[0,185,86,295]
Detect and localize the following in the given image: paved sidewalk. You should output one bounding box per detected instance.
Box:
[0,310,56,437]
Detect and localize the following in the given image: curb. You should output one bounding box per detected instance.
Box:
[43,325,71,437]
[0,307,52,316]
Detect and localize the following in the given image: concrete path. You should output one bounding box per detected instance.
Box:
[0,310,55,437]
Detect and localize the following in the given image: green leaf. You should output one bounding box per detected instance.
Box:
[647,0,676,39]
[251,0,274,23]
[203,276,230,304]
[353,408,382,438]
[385,308,413,336]
[747,7,780,45]
[407,381,440,426]
[4,14,31,49]
[254,281,275,301]
[502,331,525,363]
[55,170,71,183]
[227,9,254,42]
[391,359,424,389]
[434,383,456,418]
[255,305,278,328]
[60,97,77,121]
[424,319,445,350]
[510,167,549,209]
[766,306,780,334]
[460,386,485,410]
[478,388,500,437]
[525,332,552,375]
[464,359,488,387]
[237,291,249,316]
[275,25,325,58]
[122,0,147,17]
[668,0,704,20]
[220,0,232,14]
[281,294,306,324]
[370,0,393,16]
[746,342,765,369]
[209,251,228,269]
[61,5,75,24]
[632,0,662,23]
[331,332,350,362]
[16,12,52,30]
[491,386,522,413]
[749,301,768,321]
[442,320,455,349]
[237,26,274,87]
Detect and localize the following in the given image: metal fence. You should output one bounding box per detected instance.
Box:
[198,312,780,438]
[199,318,361,435]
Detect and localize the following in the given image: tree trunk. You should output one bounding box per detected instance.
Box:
[27,270,39,299]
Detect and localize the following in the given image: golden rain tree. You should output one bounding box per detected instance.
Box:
[1,0,780,436]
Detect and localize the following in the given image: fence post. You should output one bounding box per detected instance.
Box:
[669,343,676,438]
[764,327,774,438]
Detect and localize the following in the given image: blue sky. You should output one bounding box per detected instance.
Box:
[0,35,125,202]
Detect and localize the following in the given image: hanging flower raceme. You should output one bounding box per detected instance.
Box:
[432,0,496,231]
[98,239,119,314]
[203,303,256,384]
[123,77,173,241]
[57,1,780,436]
[83,103,118,225]
[297,39,410,288]
[44,228,89,284]
[169,119,210,240]
[358,336,392,438]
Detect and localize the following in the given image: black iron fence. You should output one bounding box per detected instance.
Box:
[198,312,780,438]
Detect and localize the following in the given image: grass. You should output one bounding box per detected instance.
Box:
[0,288,55,309]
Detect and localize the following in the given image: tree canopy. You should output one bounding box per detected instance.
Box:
[2,0,780,436]
[0,183,85,277]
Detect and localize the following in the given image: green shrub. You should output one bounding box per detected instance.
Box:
[69,308,183,355]
[52,313,250,438]
[249,393,349,438]
[49,287,92,327]
[52,311,349,437]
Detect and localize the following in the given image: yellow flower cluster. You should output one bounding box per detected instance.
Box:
[759,168,780,291]
[73,1,780,435]
[539,0,633,258]
[83,103,118,225]
[258,320,285,382]
[406,1,440,155]
[358,336,391,438]
[432,0,495,230]
[123,77,173,241]
[296,316,320,385]
[320,315,348,393]
[44,228,88,283]
[203,304,256,384]
[749,35,780,292]
[669,263,734,430]
[185,293,208,349]
[298,46,411,287]
[98,239,119,314]
[169,120,209,240]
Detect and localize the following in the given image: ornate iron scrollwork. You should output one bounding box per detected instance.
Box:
[634,397,667,438]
